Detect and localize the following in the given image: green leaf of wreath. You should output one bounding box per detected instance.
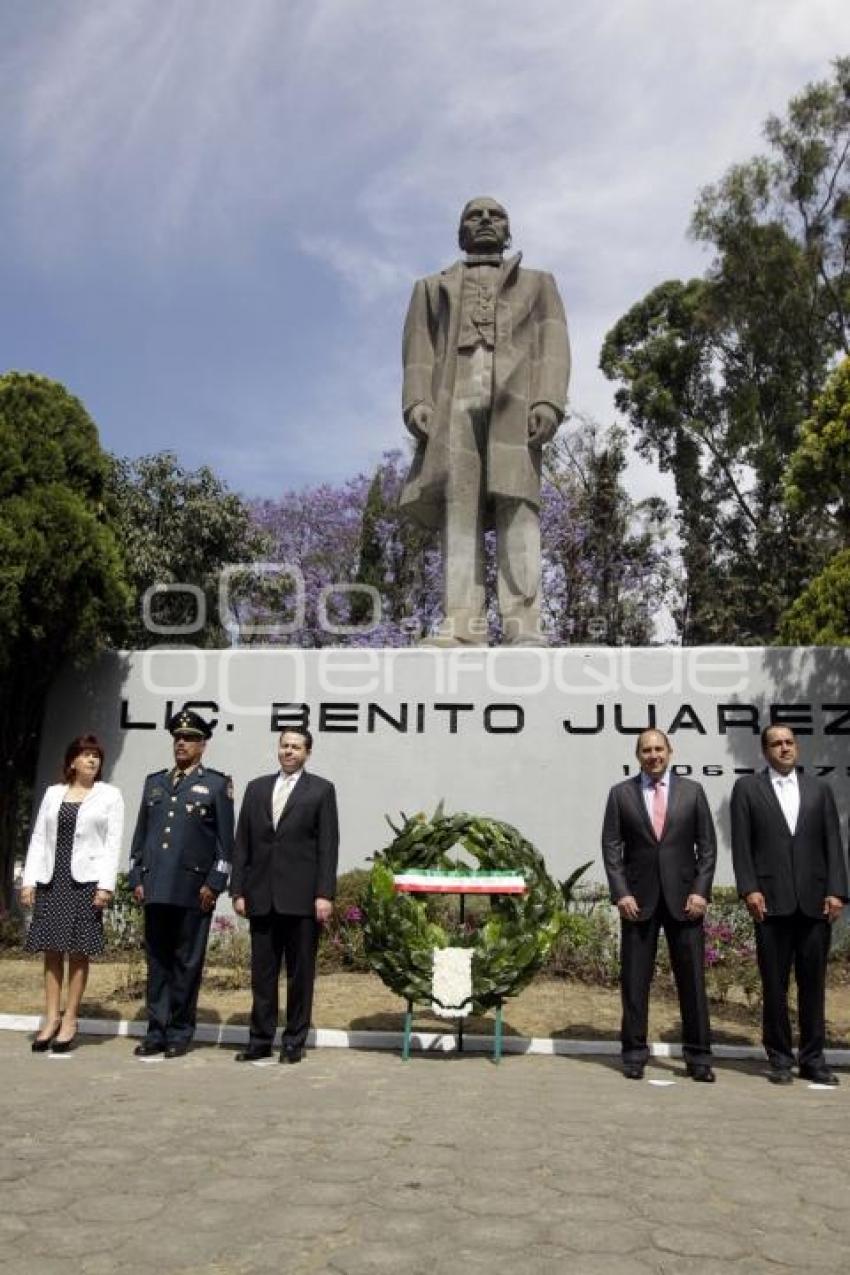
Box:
[363,809,567,1011]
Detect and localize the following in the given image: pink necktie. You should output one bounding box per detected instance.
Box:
[651,781,666,839]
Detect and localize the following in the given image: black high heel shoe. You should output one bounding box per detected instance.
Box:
[31,1019,62,1053]
[51,1026,78,1055]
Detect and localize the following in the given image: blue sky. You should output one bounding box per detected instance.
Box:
[1,1,847,499]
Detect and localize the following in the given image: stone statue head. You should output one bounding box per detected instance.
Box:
[458,196,511,254]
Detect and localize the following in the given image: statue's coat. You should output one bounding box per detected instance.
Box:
[400,252,570,529]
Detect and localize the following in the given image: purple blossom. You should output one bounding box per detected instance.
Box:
[237,422,673,647]
[244,451,441,647]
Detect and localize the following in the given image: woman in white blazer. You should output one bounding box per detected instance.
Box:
[21,733,124,1053]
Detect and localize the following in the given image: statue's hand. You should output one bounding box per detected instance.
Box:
[407,403,433,442]
[527,403,558,447]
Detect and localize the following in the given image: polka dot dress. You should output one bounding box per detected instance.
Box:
[24,802,104,956]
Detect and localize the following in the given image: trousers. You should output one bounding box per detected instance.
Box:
[755,910,831,1070]
[441,347,543,644]
[143,904,212,1045]
[619,897,712,1066]
[248,912,319,1050]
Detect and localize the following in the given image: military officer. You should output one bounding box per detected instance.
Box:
[129,706,234,1058]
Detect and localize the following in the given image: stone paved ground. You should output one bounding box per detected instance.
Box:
[1,1032,847,1274]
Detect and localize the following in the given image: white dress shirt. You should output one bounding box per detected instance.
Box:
[271,769,302,825]
[769,767,800,834]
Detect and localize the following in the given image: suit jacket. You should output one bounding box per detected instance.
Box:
[231,771,339,917]
[128,765,234,909]
[22,781,124,892]
[601,773,717,921]
[400,253,570,528]
[730,770,848,919]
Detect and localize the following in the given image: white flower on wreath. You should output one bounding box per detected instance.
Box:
[432,947,474,1019]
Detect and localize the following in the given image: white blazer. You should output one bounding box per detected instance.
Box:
[22,782,125,893]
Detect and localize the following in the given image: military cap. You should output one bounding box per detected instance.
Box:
[167,706,214,740]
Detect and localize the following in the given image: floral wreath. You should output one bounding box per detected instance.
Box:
[362,805,565,1010]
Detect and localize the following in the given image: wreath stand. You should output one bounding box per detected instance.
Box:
[401,997,505,1062]
[395,875,521,1064]
[363,811,564,1066]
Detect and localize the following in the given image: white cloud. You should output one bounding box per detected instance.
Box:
[297,234,410,305]
[1,0,847,493]
[9,1,846,271]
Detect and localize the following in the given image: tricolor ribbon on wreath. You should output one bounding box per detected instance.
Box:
[392,870,527,895]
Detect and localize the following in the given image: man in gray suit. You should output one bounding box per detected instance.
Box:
[602,728,717,1081]
[400,196,570,646]
[731,725,848,1085]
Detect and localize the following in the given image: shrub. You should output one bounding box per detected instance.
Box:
[645,887,762,1006]
[331,868,370,915]
[699,888,760,1005]
[101,873,147,996]
[103,873,144,954]
[543,887,620,985]
[318,869,372,973]
[828,909,850,974]
[206,914,252,990]
[0,907,24,950]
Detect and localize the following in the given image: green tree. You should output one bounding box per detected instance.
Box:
[542,418,675,645]
[784,355,850,547]
[106,453,269,647]
[778,549,850,644]
[351,468,388,626]
[601,58,850,643]
[0,372,129,911]
[354,459,439,637]
[599,279,729,641]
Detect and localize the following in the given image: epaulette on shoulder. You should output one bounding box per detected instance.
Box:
[203,767,227,779]
[149,768,169,778]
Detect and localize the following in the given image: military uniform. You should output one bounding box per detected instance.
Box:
[129,711,234,1053]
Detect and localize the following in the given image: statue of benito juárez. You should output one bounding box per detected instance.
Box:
[400,197,570,646]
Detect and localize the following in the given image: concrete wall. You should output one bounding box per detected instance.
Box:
[35,646,850,887]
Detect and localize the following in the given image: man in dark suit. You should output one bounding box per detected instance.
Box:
[231,727,339,1064]
[731,725,848,1085]
[602,728,717,1081]
[129,706,233,1058]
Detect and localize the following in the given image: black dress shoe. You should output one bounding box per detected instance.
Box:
[623,1064,644,1080]
[768,1068,793,1085]
[799,1065,839,1086]
[134,1040,165,1057]
[686,1064,716,1083]
[164,1043,190,1059]
[235,1045,273,1062]
[31,1020,62,1053]
[280,1046,306,1064]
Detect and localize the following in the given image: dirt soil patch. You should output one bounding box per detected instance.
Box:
[3,955,850,1045]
